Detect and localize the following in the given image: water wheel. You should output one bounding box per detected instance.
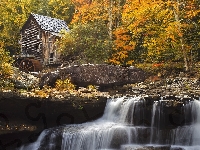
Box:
[14,58,42,72]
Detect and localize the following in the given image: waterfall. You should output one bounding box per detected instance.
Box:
[19,96,200,150]
[171,100,200,149]
[150,101,157,144]
[19,130,48,150]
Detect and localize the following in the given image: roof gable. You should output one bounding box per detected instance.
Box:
[21,13,69,33]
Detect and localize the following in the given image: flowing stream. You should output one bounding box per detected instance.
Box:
[19,96,200,150]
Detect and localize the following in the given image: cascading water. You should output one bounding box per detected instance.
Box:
[149,99,200,150]
[19,96,200,150]
[170,100,200,150]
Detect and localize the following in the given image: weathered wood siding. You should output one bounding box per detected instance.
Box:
[21,19,43,63]
[21,19,61,65]
[41,31,60,65]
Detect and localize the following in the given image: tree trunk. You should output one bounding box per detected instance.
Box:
[108,0,113,40]
[173,0,189,71]
[181,39,189,71]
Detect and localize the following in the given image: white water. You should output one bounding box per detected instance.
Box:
[149,99,200,150]
[19,96,200,150]
[150,101,157,144]
[170,100,200,149]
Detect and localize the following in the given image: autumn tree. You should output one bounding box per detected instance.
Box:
[58,0,128,64]
[71,0,108,24]
[170,0,200,70]
[0,43,14,89]
[0,0,30,54]
[1,0,199,71]
[60,0,112,64]
[109,27,136,65]
[71,0,126,32]
[0,0,51,54]
[0,0,75,55]
[110,0,173,65]
[57,21,111,64]
[48,0,75,24]
[109,0,200,70]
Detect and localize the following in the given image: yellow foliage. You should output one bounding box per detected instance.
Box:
[0,0,31,52]
[87,85,97,91]
[126,60,134,66]
[55,78,76,91]
[34,89,48,98]
[71,0,108,24]
[0,45,14,89]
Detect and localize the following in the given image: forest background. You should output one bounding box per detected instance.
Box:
[0,0,200,84]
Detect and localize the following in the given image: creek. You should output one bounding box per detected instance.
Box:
[19,96,200,150]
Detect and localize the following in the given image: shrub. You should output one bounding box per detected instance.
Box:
[0,45,14,89]
[136,62,185,77]
[55,78,75,91]
[87,85,97,91]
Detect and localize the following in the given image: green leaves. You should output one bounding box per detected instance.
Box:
[0,0,75,54]
[58,22,111,64]
[48,0,75,24]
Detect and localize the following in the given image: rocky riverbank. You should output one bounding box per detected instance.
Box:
[0,69,200,149]
[0,90,108,150]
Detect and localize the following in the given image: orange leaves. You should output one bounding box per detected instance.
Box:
[109,0,200,65]
[72,0,91,6]
[109,51,129,65]
[167,0,200,21]
[152,63,163,68]
[65,0,199,67]
[71,0,108,24]
[108,27,135,65]
[184,3,200,19]
[113,27,135,50]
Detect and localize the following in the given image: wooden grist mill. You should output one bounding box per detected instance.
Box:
[14,13,69,72]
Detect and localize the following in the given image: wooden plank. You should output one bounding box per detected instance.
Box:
[23,40,41,46]
[23,33,39,40]
[24,29,38,35]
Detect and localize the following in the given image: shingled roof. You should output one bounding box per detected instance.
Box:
[21,13,69,34]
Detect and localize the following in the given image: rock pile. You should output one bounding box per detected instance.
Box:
[11,67,39,89]
[113,74,200,102]
[39,72,60,89]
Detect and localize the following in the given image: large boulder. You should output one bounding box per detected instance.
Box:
[59,64,146,88]
[12,67,39,89]
[39,64,146,89]
[39,72,60,89]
